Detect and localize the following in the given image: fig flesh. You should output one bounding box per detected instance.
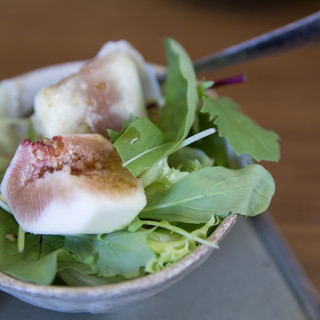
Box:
[0,61,84,117]
[31,41,161,138]
[0,134,146,235]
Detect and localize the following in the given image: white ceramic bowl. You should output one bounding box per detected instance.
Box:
[0,63,238,314]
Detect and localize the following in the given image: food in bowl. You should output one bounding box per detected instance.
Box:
[0,38,279,287]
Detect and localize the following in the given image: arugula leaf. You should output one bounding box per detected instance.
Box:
[197,80,214,99]
[140,164,275,223]
[192,111,229,167]
[108,114,139,141]
[110,38,205,176]
[4,248,67,285]
[0,209,70,284]
[112,119,215,177]
[201,96,280,162]
[111,117,176,176]
[158,38,198,140]
[64,230,155,279]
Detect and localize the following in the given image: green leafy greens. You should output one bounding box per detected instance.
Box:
[140,164,275,223]
[0,209,70,284]
[109,38,202,176]
[0,118,35,182]
[201,96,280,162]
[64,230,155,279]
[0,37,280,286]
[158,38,198,140]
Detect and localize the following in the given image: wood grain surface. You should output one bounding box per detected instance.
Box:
[0,0,319,292]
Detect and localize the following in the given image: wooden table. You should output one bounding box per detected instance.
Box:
[1,0,319,292]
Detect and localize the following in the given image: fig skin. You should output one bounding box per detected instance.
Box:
[0,134,146,235]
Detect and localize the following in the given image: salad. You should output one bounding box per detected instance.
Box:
[0,38,279,286]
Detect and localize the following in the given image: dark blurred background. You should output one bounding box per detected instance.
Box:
[0,0,319,291]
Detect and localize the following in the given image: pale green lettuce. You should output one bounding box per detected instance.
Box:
[168,146,214,172]
[140,158,188,199]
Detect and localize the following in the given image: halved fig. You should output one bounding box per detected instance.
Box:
[31,40,161,138]
[0,134,146,235]
[0,61,84,117]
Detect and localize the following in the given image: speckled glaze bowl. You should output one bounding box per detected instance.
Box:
[0,63,237,314]
[0,215,237,313]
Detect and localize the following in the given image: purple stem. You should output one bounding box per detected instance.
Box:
[212,74,247,88]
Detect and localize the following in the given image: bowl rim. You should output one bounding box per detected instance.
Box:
[0,214,237,297]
